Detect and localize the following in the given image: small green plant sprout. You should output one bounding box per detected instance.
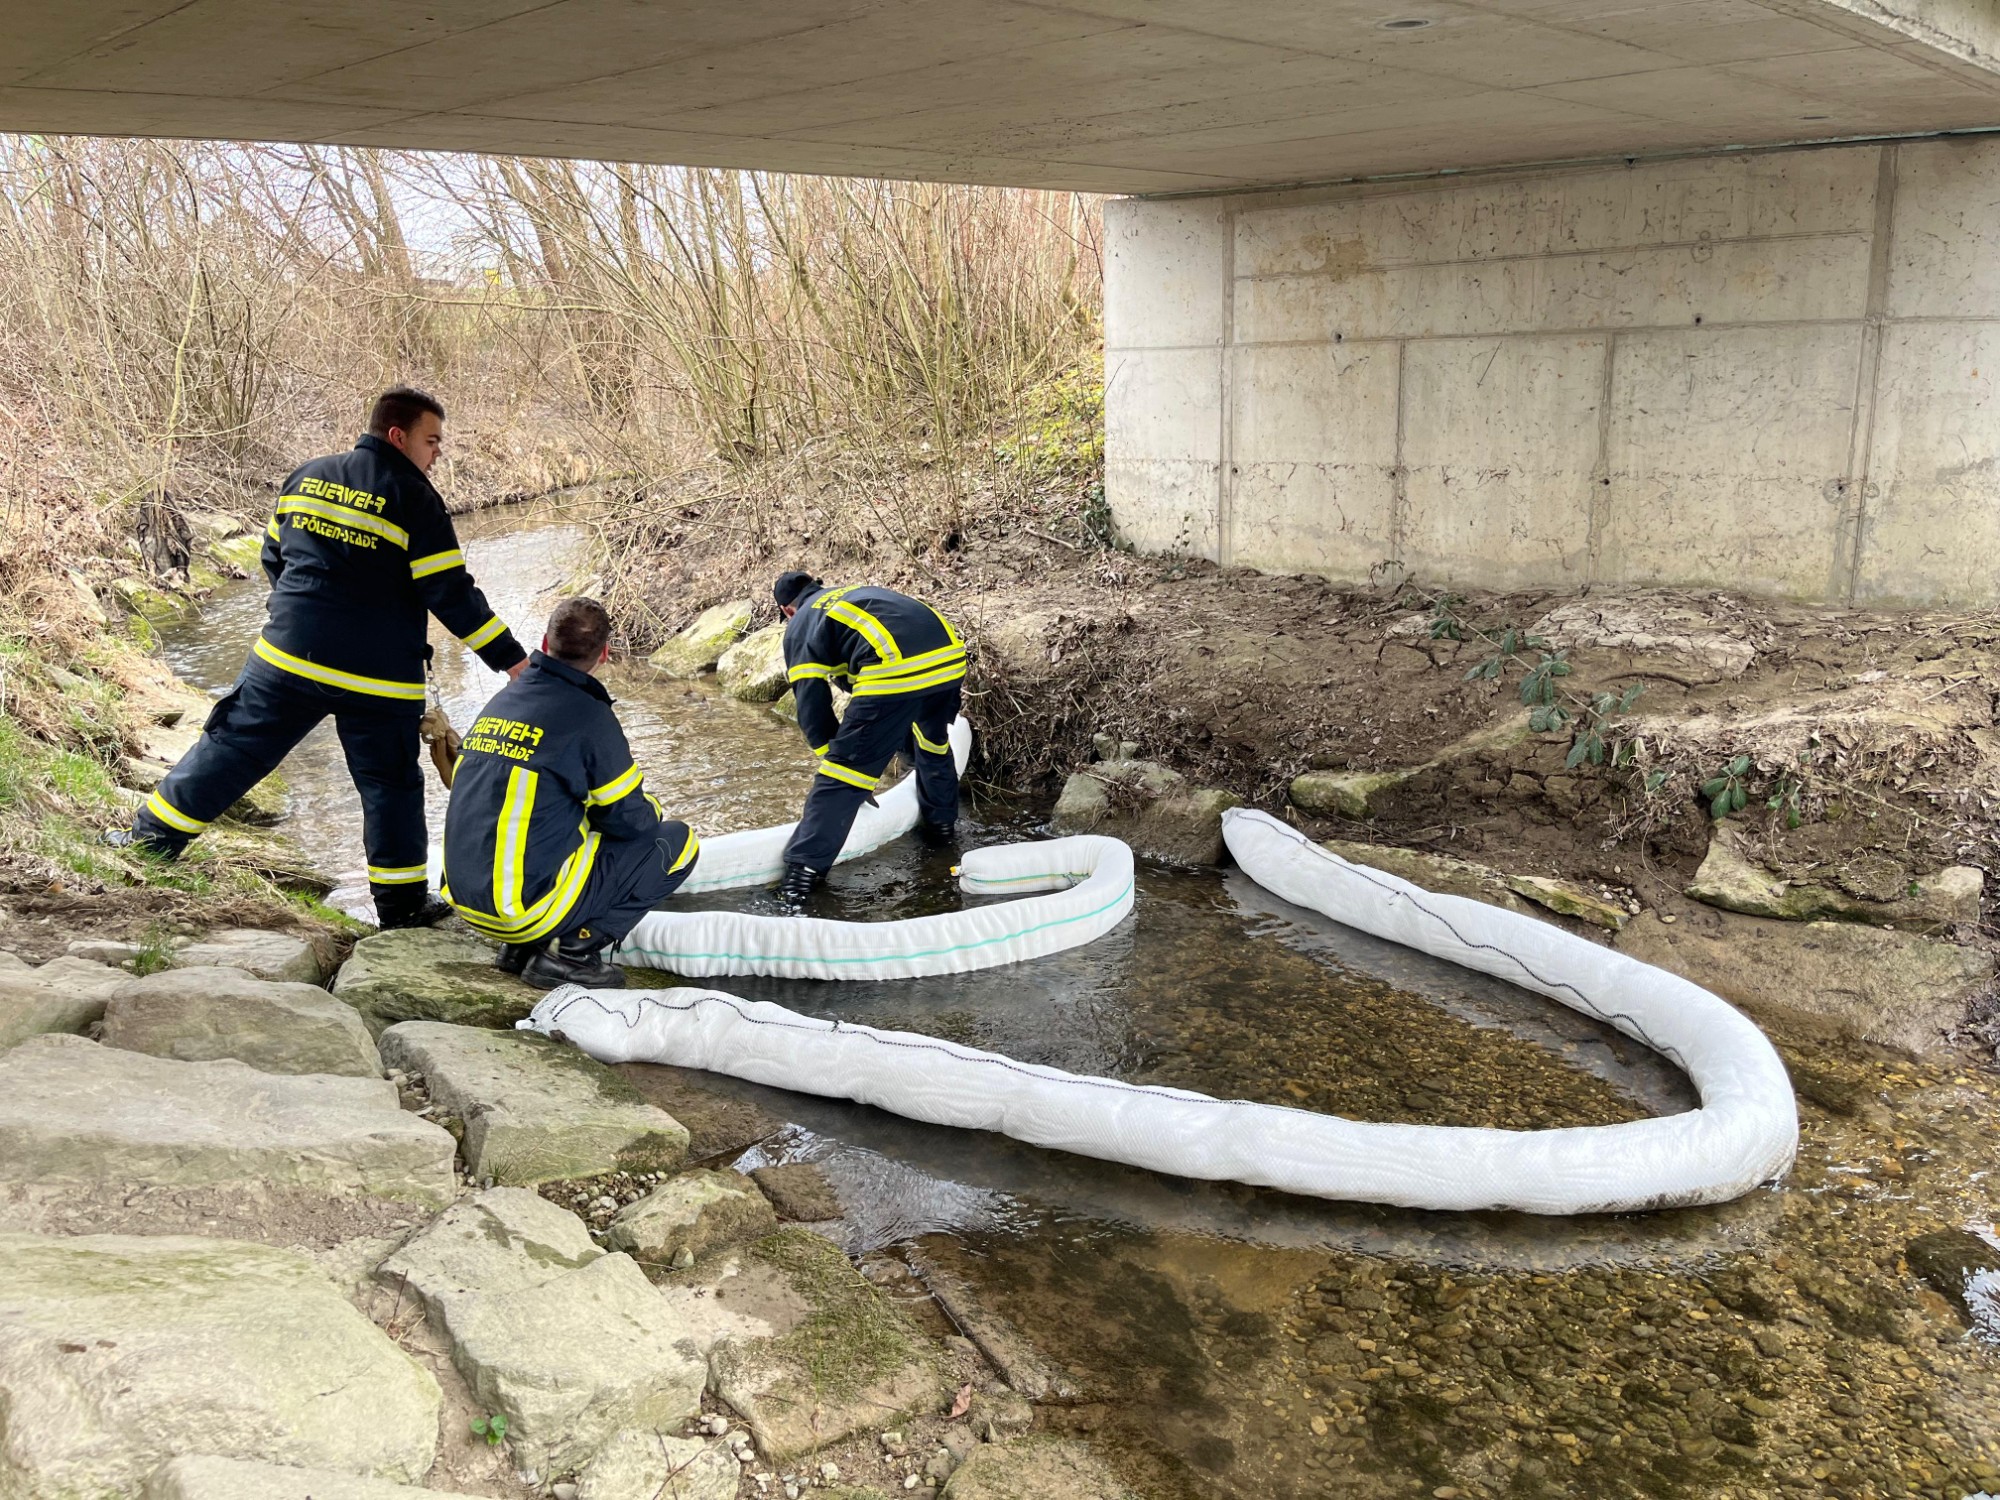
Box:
[1643,769,1670,796]
[1464,626,1551,684]
[1428,593,1469,642]
[1518,649,1573,733]
[1568,684,1645,770]
[1766,771,1806,830]
[1701,755,1754,820]
[470,1413,508,1447]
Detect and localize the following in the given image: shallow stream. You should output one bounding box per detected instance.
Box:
[161,504,2000,1500]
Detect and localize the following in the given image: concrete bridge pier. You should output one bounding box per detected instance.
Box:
[1106,136,2000,606]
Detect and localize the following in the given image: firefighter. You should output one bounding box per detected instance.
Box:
[117,387,526,929]
[772,570,963,908]
[442,597,698,989]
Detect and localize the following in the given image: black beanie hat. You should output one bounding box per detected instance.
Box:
[773,570,820,608]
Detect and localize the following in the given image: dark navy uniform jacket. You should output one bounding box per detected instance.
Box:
[255,433,525,704]
[441,652,695,943]
[781,585,966,751]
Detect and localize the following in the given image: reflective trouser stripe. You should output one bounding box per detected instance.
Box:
[912,725,951,755]
[143,791,208,834]
[670,833,700,873]
[816,759,879,791]
[252,637,426,700]
[367,863,428,885]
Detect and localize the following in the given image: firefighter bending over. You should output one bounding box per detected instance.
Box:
[442,597,699,989]
[118,386,526,929]
[772,571,963,909]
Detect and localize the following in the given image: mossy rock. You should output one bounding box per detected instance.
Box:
[709,1228,946,1463]
[331,927,543,1035]
[108,576,196,624]
[648,598,755,678]
[209,533,266,573]
[716,623,789,702]
[940,1439,1142,1500]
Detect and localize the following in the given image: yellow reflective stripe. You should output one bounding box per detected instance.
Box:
[786,662,841,683]
[857,642,964,680]
[670,833,700,873]
[850,662,967,696]
[586,764,643,807]
[817,759,879,791]
[264,518,280,541]
[144,791,207,834]
[913,725,951,755]
[462,616,506,650]
[276,496,409,548]
[409,548,465,579]
[253,637,425,700]
[494,766,538,918]
[367,863,428,885]
[644,791,664,820]
[825,600,901,665]
[456,833,598,943]
[812,744,830,757]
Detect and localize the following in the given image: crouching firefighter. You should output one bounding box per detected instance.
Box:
[442,598,699,989]
[118,386,526,929]
[772,571,963,908]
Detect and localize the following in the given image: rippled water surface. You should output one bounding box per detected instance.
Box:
[161,505,2000,1500]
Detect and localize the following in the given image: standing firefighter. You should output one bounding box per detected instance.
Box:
[118,387,527,928]
[442,598,699,989]
[772,571,963,907]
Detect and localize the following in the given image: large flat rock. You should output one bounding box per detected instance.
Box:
[172,926,325,984]
[648,598,754,678]
[577,1430,737,1500]
[144,1455,481,1499]
[0,1034,456,1205]
[0,955,131,1049]
[1050,758,1239,866]
[104,967,382,1077]
[378,1022,688,1185]
[378,1188,706,1474]
[0,1233,440,1497]
[606,1168,777,1265]
[940,1439,1142,1500]
[716,623,788,702]
[333,927,541,1035]
[1686,826,1982,934]
[705,1229,945,1464]
[1616,909,1994,1054]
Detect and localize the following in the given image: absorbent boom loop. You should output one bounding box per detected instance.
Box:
[520,806,1798,1215]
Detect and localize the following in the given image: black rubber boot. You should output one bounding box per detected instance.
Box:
[777,863,823,913]
[496,942,544,976]
[523,941,626,991]
[377,893,454,931]
[918,819,958,848]
[103,827,185,860]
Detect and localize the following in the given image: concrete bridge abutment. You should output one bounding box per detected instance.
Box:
[1105,136,2000,606]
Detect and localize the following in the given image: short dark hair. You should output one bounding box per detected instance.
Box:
[773,570,822,608]
[367,385,445,438]
[546,597,612,667]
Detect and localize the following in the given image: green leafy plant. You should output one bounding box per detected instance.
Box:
[1428,594,1469,642]
[470,1413,508,1447]
[1519,650,1573,732]
[1766,771,1806,830]
[1568,684,1645,769]
[1701,755,1754,820]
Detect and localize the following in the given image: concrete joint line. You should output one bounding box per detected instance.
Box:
[1218,207,1237,567]
[1837,143,1900,604]
[1586,332,1619,588]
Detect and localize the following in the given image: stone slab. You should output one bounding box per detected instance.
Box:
[104,967,382,1076]
[0,1033,456,1204]
[144,1455,482,1499]
[1615,909,1994,1054]
[1321,840,1537,917]
[716,623,789,702]
[1049,758,1239,866]
[0,955,130,1048]
[1291,715,1533,820]
[940,1439,1142,1500]
[708,1229,945,1464]
[0,1233,440,1498]
[649,598,754,678]
[173,927,324,984]
[606,1168,778,1265]
[578,1430,737,1500]
[750,1161,843,1222]
[379,1188,706,1474]
[333,927,541,1035]
[378,1022,689,1185]
[1687,826,1981,934]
